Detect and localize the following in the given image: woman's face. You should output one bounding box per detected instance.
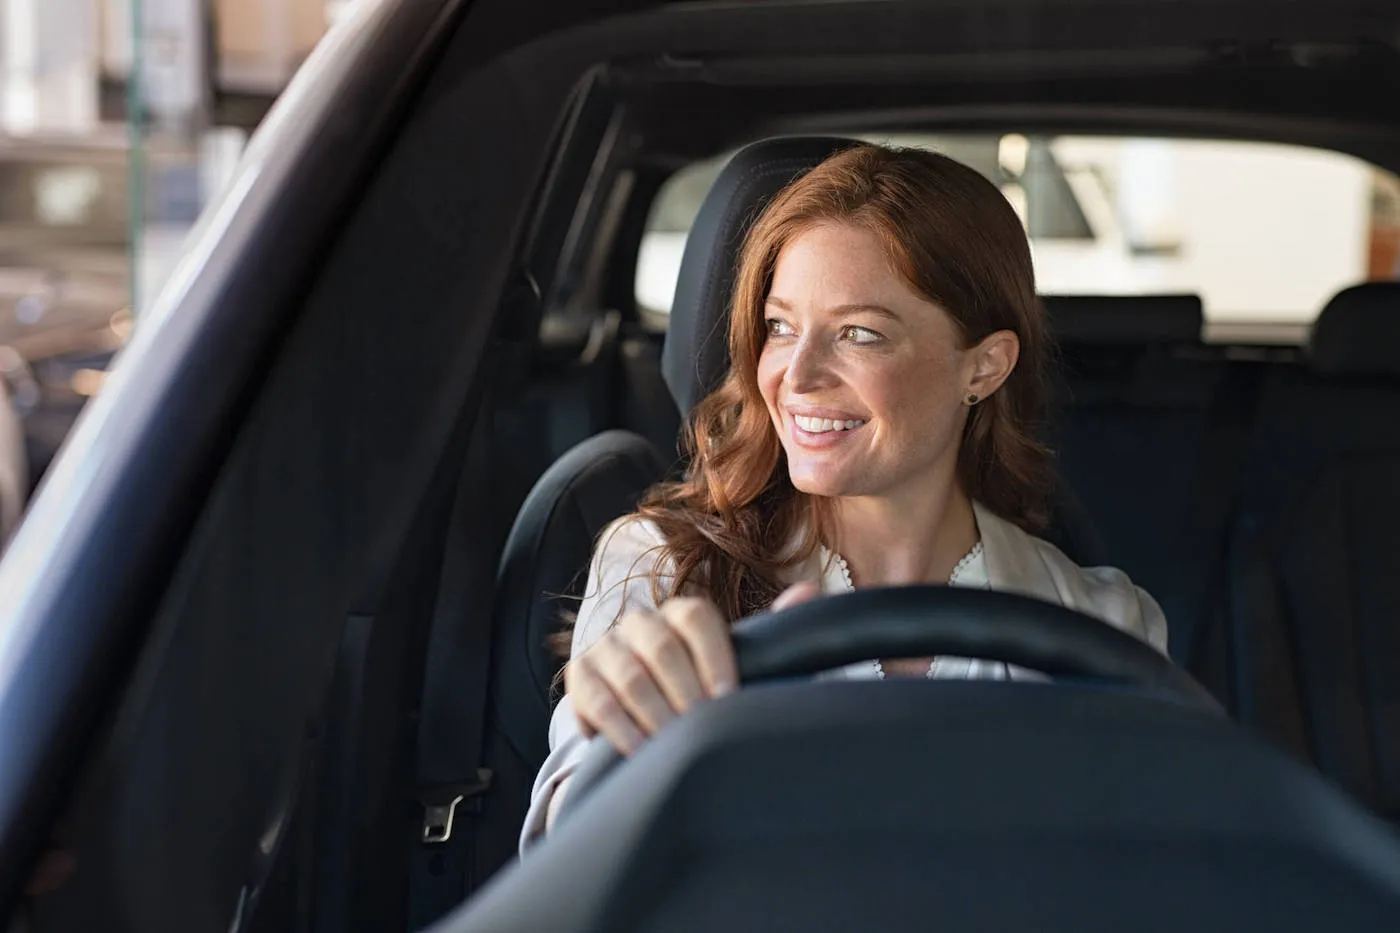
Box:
[757,221,1015,504]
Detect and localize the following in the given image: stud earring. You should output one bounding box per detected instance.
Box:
[965,393,980,406]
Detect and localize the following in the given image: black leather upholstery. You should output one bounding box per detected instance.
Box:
[490,430,668,768]
[1046,281,1400,819]
[474,430,667,887]
[662,136,861,416]
[1309,282,1400,377]
[1225,355,1400,819]
[1049,294,1231,661]
[1042,294,1203,345]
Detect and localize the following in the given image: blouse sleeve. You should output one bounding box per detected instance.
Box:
[517,517,671,852]
[1076,565,1171,656]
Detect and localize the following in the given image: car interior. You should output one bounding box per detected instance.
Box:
[456,132,1400,931]
[11,2,1400,932]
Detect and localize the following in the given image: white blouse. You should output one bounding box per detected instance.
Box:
[820,541,1003,682]
[519,502,1168,850]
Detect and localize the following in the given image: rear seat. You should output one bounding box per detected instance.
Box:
[1034,286,1400,821]
[1222,282,1400,819]
[1046,295,1242,662]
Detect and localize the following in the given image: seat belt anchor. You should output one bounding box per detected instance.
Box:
[420,768,493,844]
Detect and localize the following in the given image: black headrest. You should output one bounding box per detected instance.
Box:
[1042,294,1203,346]
[1309,282,1400,377]
[662,136,861,417]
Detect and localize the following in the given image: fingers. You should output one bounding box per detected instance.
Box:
[772,581,821,612]
[616,610,706,713]
[566,652,647,755]
[588,632,677,734]
[660,597,738,698]
[565,598,737,757]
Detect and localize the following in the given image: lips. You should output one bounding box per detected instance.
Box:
[792,415,866,434]
[785,407,869,448]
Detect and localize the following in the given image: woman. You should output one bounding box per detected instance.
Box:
[522,143,1168,846]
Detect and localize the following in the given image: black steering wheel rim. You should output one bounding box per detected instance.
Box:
[556,586,1217,826]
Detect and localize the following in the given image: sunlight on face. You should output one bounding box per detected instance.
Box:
[757,222,977,504]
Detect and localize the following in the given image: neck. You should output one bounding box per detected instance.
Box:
[830,482,979,587]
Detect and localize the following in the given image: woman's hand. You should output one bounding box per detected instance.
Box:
[566,582,821,755]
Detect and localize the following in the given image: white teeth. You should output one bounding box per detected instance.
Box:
[795,415,866,434]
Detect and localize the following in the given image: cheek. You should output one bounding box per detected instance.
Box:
[757,346,784,410]
[862,351,957,424]
[847,355,912,413]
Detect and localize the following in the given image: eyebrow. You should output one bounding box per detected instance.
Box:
[764,296,902,322]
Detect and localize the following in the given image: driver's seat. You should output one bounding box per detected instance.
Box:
[472,136,1105,889]
[470,137,873,892]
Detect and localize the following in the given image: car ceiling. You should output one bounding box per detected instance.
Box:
[456,0,1400,171]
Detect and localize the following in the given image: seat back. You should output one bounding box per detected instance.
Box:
[476,141,866,892]
[1047,294,1239,661]
[476,430,667,884]
[1226,283,1400,818]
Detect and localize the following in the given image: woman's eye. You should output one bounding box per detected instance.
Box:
[766,318,795,337]
[841,325,882,344]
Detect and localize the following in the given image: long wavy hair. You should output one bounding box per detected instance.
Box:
[603,143,1053,629]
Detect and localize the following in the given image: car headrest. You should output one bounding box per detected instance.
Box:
[1042,294,1203,346]
[1309,282,1400,378]
[662,136,862,417]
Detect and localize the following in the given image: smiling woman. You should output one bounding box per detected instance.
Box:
[652,144,1054,618]
[523,142,1168,847]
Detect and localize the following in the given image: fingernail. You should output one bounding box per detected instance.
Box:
[711,679,736,697]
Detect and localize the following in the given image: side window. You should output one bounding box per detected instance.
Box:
[634,154,727,321]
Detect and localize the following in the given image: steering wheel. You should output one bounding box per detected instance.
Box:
[555,586,1218,825]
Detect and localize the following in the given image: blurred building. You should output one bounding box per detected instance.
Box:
[0,0,347,519]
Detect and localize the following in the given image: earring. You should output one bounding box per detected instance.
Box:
[965,393,980,406]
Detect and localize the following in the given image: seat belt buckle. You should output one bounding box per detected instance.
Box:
[420,768,493,844]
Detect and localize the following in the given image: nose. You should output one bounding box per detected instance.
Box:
[784,336,837,394]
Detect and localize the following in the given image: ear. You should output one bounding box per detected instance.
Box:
[963,329,1020,403]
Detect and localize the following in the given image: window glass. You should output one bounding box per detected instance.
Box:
[635,134,1400,334]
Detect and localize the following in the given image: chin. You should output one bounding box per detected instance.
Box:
[787,465,860,499]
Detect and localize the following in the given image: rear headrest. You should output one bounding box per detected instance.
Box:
[1309,283,1400,377]
[1042,294,1203,346]
[662,136,860,417]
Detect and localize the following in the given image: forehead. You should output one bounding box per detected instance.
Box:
[768,222,922,309]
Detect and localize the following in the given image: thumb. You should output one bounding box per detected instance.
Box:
[771,581,822,613]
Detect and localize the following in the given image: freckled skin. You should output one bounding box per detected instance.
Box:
[758,222,977,507]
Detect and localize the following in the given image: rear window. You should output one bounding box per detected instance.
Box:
[634,134,1400,341]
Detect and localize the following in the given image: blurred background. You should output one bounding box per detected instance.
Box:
[0,0,356,545]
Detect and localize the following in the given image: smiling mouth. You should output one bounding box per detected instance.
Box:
[792,415,867,434]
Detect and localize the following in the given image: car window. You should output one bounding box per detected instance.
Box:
[634,134,1400,339]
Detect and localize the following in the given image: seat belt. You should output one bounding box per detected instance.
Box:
[307,363,496,933]
[406,363,506,930]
